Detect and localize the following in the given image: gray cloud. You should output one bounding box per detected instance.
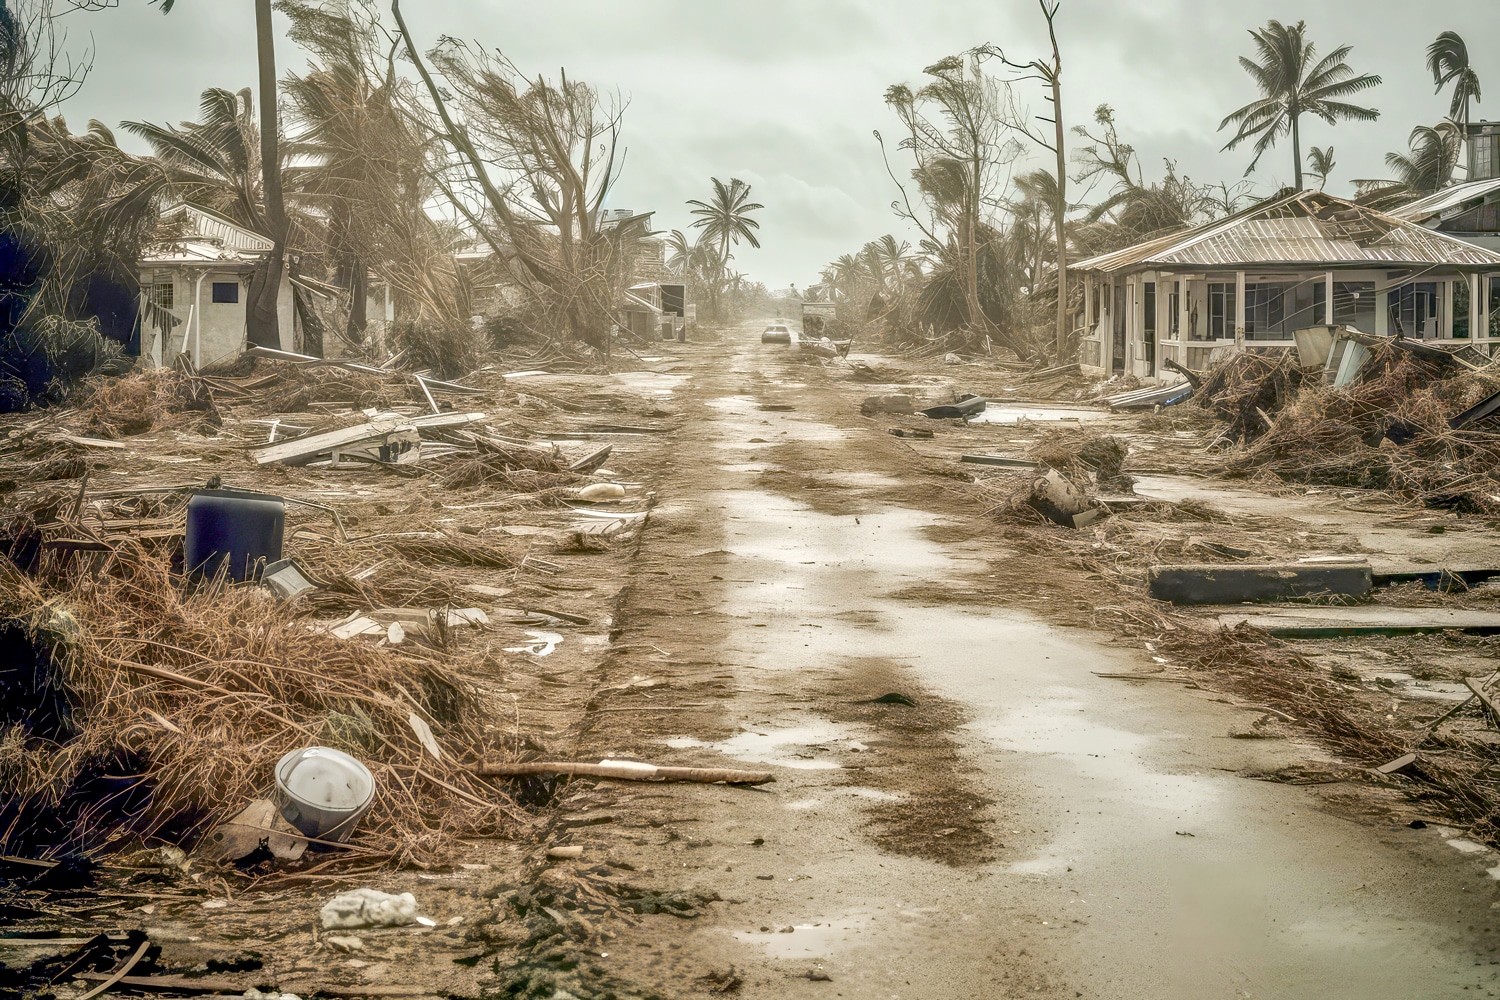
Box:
[56,0,1500,289]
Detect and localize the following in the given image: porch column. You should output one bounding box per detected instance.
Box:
[1234,270,1246,348]
[1324,272,1334,326]
[1179,277,1190,341]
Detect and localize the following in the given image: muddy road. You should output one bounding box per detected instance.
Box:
[561,321,1500,999]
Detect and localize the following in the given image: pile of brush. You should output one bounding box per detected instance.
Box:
[0,543,526,866]
[1203,342,1500,513]
[1194,351,1307,444]
[82,367,220,438]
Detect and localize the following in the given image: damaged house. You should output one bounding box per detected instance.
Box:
[1075,190,1500,379]
[138,204,305,368]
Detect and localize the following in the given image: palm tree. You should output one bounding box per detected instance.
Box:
[687,177,762,267]
[1427,31,1482,129]
[1219,20,1381,190]
[121,88,265,230]
[1307,146,1336,190]
[150,0,285,349]
[686,177,762,319]
[1386,122,1463,193]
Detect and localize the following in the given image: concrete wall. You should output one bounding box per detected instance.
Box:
[143,269,293,367]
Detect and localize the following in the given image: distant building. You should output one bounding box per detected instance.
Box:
[1074,190,1500,378]
[139,204,300,367]
[1469,121,1500,182]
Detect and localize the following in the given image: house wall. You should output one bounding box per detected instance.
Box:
[142,269,293,368]
[1084,267,1500,376]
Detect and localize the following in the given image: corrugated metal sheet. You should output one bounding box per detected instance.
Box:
[1389,177,1500,223]
[1074,191,1500,274]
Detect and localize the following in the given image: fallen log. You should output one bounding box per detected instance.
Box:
[475,759,774,785]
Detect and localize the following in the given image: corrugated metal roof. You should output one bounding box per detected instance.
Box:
[141,240,261,267]
[1074,191,1500,273]
[1388,177,1500,223]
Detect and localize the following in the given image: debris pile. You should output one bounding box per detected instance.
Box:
[0,344,664,867]
[1208,337,1500,511]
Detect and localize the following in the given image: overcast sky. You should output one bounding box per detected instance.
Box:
[55,0,1500,290]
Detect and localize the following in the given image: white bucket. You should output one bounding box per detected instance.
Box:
[273,746,375,843]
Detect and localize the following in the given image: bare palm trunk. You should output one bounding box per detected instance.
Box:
[1291,108,1303,192]
[1045,7,1068,362]
[247,0,285,350]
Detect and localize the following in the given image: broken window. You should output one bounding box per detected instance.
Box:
[1333,281,1375,333]
[1388,282,1442,339]
[149,281,174,311]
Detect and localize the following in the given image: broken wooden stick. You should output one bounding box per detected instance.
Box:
[474,760,774,786]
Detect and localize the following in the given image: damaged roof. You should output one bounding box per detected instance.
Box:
[1387,176,1500,225]
[1074,190,1500,274]
[141,203,274,267]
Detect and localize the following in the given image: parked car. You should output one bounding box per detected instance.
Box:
[761,322,792,344]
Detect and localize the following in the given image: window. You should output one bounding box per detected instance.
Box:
[1333,281,1375,333]
[1474,133,1500,182]
[1388,282,1442,339]
[1244,283,1287,339]
[1489,276,1500,338]
[1169,281,1180,336]
[148,281,174,311]
[1208,282,1236,339]
[211,281,240,304]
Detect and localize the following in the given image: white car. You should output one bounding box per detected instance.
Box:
[761,323,792,345]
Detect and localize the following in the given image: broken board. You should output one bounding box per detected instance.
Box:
[1216,606,1500,637]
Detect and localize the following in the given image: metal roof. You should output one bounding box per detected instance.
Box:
[1387,176,1500,224]
[1074,190,1500,274]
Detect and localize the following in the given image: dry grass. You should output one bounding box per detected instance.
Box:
[0,540,528,866]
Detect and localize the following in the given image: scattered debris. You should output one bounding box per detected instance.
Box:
[860,393,913,415]
[319,888,420,929]
[475,759,776,785]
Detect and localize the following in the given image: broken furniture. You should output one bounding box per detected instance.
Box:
[184,488,285,583]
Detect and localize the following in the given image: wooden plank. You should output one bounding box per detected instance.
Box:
[1218,606,1500,637]
[251,412,485,465]
[960,454,1037,469]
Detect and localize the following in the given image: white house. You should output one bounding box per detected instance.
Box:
[1074,190,1500,379]
[139,204,296,368]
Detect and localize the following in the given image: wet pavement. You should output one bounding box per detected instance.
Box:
[597,328,1500,998]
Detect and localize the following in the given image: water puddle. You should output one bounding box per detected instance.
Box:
[969,405,1107,424]
[713,721,857,770]
[609,371,689,398]
[733,914,870,959]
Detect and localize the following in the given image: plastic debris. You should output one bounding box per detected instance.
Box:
[319,888,420,929]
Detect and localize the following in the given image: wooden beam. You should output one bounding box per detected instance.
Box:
[251,411,486,465]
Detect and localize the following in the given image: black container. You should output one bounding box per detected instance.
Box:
[184,489,285,582]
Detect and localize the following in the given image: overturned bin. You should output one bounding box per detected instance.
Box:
[1148,561,1372,605]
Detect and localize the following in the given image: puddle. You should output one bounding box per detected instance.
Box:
[733,914,869,959]
[969,405,1108,424]
[610,371,689,398]
[713,721,856,770]
[503,630,563,656]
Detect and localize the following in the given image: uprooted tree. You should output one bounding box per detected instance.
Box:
[391,0,649,350]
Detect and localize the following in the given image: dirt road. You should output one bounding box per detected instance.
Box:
[557,321,1500,999]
